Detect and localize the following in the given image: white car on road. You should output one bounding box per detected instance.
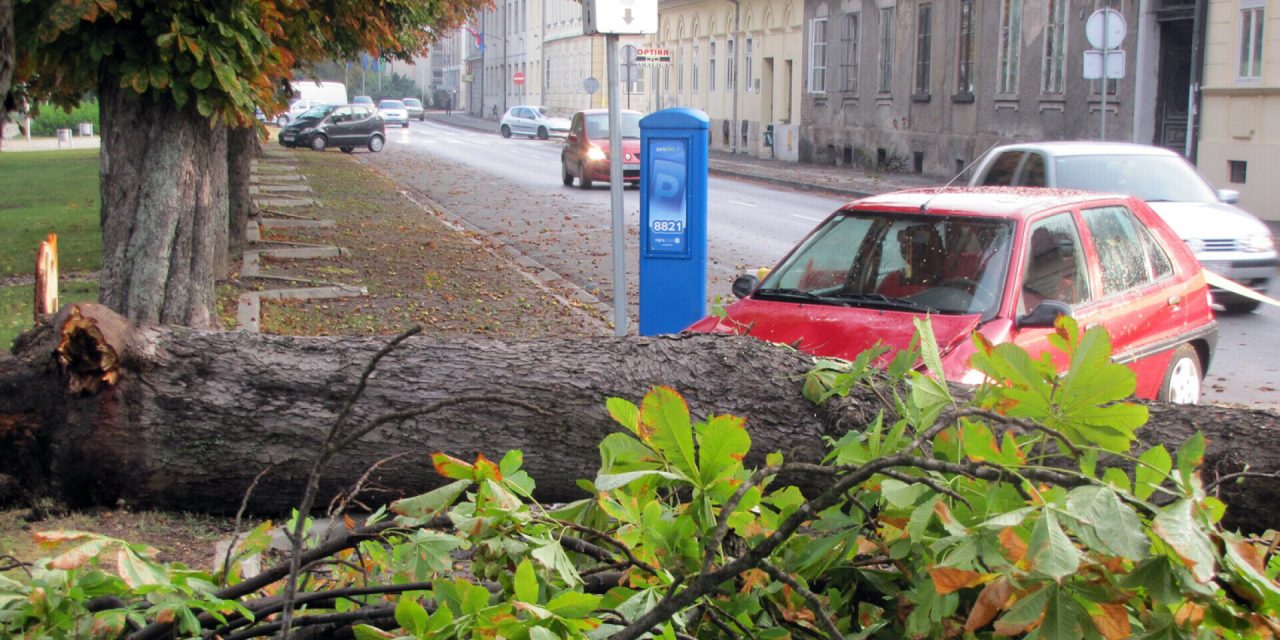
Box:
[499,106,571,140]
[969,141,1276,313]
[377,100,410,128]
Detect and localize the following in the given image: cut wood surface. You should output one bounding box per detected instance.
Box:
[2,303,1277,533]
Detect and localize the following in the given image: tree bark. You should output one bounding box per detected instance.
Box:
[0,0,13,152]
[98,81,227,329]
[227,126,255,275]
[2,304,1278,533]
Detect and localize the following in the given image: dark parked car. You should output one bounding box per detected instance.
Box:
[561,109,643,189]
[689,188,1218,404]
[278,104,385,153]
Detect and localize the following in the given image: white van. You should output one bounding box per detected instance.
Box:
[275,80,348,126]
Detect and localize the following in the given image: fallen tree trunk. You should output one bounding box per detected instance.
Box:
[2,303,1278,532]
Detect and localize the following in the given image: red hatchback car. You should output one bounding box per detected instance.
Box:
[688,188,1218,404]
[561,109,643,189]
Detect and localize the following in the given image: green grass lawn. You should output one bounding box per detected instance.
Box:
[0,149,102,277]
[0,281,98,350]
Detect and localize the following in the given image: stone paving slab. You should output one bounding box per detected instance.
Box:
[257,218,335,229]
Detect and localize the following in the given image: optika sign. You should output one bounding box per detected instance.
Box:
[636,48,672,65]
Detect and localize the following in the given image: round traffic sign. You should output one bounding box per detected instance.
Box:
[1085,8,1127,50]
[583,77,599,94]
[512,71,526,85]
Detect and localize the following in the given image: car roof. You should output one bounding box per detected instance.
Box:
[843,186,1137,221]
[986,140,1182,158]
[577,108,643,116]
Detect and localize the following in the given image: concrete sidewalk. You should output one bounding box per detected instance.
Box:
[0,134,101,152]
[423,110,938,200]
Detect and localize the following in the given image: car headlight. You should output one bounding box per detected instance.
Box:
[1244,233,1275,253]
[586,146,607,161]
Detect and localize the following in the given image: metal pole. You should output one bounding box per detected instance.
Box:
[1101,10,1108,140]
[607,33,628,337]
[1185,0,1207,160]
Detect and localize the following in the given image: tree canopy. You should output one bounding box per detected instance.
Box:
[11,0,486,123]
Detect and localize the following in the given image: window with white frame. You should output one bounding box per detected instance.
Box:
[879,6,894,93]
[842,13,859,93]
[678,45,685,90]
[915,3,932,95]
[997,0,1022,93]
[746,38,754,91]
[956,0,975,95]
[1239,0,1265,79]
[710,41,718,91]
[810,17,828,93]
[693,42,700,91]
[1042,0,1067,93]
[727,38,736,90]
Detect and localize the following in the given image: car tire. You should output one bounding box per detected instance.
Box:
[368,135,384,153]
[340,146,354,154]
[310,135,327,151]
[578,167,593,190]
[537,127,549,140]
[562,163,574,187]
[402,122,409,128]
[500,125,512,138]
[1159,344,1202,405]
[276,115,289,127]
[1222,298,1261,314]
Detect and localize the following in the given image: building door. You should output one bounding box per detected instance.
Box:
[1154,17,1193,152]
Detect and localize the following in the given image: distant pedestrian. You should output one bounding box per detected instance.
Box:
[445,93,453,116]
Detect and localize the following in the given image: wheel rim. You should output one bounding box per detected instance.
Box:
[1167,357,1200,404]
[370,136,384,151]
[311,136,325,151]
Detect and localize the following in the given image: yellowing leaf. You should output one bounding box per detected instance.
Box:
[929,567,992,595]
[1000,527,1028,564]
[965,577,1014,632]
[431,452,475,480]
[1090,603,1131,640]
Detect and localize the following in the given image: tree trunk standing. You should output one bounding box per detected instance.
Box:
[98,81,227,329]
[2,305,1278,531]
[226,126,255,274]
[0,0,14,152]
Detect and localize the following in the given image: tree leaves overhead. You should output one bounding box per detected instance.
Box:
[14,0,487,124]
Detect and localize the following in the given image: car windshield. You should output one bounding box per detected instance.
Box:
[533,107,569,119]
[300,105,336,119]
[379,100,405,110]
[402,99,421,107]
[584,113,643,139]
[1054,154,1220,203]
[755,211,1015,319]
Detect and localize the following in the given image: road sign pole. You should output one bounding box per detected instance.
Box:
[1101,10,1108,140]
[606,33,628,336]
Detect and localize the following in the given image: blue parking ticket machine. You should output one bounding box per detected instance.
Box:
[639,108,709,335]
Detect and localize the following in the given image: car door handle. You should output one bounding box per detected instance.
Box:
[1167,294,1182,307]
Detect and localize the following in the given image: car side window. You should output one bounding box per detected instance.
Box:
[1082,205,1170,294]
[982,152,1024,186]
[330,107,353,122]
[1020,213,1091,314]
[1019,153,1047,187]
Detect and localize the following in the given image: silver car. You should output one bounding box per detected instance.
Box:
[377,100,410,128]
[499,106,571,140]
[969,141,1276,313]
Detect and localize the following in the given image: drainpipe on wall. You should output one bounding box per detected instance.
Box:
[730,0,740,154]
[1186,0,1207,161]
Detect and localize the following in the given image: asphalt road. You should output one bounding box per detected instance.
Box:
[364,119,1279,411]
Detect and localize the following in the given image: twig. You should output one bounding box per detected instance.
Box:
[0,555,32,576]
[222,604,397,640]
[215,581,436,637]
[1205,469,1280,493]
[326,452,412,517]
[758,559,842,640]
[549,519,662,577]
[220,464,279,585]
[878,468,971,508]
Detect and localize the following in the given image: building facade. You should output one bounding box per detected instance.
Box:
[1198,0,1278,221]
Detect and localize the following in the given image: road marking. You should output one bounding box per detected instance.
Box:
[729,200,758,208]
[790,214,821,222]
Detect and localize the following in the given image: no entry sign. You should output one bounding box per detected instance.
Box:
[513,71,526,85]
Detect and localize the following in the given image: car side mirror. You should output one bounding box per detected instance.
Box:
[1016,300,1073,329]
[1217,188,1240,204]
[731,274,759,299]
[566,133,577,143]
